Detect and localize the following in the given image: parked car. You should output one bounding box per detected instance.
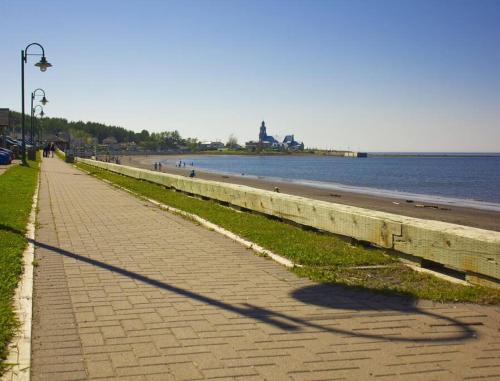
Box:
[0,151,11,165]
[0,147,14,160]
[0,136,24,158]
[0,136,20,149]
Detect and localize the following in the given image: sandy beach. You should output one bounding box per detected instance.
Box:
[120,154,500,232]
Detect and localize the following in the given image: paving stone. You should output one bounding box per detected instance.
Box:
[122,319,147,331]
[87,360,115,378]
[81,333,105,346]
[109,351,139,368]
[101,325,126,339]
[151,334,179,349]
[145,374,175,381]
[95,306,115,316]
[171,326,198,340]
[132,342,161,358]
[169,362,204,380]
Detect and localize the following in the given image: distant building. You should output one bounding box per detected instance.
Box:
[102,136,117,145]
[282,134,304,151]
[244,141,260,151]
[344,151,367,158]
[199,141,225,150]
[258,121,280,147]
[245,121,304,151]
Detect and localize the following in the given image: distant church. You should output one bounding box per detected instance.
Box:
[246,121,304,151]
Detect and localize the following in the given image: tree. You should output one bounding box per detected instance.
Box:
[163,130,183,148]
[226,134,238,149]
[137,129,149,142]
[185,137,199,152]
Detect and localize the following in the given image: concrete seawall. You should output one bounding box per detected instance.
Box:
[77,158,500,287]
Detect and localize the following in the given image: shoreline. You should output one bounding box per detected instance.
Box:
[121,154,500,232]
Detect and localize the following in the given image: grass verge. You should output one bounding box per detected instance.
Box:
[0,157,39,374]
[55,149,65,161]
[75,161,500,304]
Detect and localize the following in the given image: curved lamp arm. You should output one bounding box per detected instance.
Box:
[23,42,52,71]
[32,88,46,97]
[23,43,45,62]
[33,105,44,116]
[32,88,49,104]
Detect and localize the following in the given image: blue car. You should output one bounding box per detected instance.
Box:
[0,151,12,165]
[0,147,14,159]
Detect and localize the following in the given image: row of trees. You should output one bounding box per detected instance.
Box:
[6,111,246,152]
[7,111,202,150]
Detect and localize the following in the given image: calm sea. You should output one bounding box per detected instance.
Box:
[170,154,500,210]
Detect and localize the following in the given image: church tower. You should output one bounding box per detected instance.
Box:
[259,121,267,142]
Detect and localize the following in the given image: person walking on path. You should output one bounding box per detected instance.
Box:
[50,142,55,158]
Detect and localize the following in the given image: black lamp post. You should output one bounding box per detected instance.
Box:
[30,88,48,147]
[21,43,52,164]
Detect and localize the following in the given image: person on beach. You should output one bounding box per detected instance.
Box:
[183,162,186,167]
[189,169,196,178]
[158,162,162,171]
[154,162,158,171]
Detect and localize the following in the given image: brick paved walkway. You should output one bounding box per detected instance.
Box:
[31,157,500,381]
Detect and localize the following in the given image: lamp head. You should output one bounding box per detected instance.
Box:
[41,96,49,105]
[35,56,52,72]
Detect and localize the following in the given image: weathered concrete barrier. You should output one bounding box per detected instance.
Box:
[78,158,500,287]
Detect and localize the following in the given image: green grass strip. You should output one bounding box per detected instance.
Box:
[55,149,65,161]
[0,158,39,374]
[76,162,500,304]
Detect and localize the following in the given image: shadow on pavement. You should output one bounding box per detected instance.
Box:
[33,239,476,343]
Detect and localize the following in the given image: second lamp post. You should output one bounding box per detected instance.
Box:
[30,88,48,155]
[32,105,45,145]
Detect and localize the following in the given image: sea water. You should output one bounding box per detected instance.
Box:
[169,154,500,210]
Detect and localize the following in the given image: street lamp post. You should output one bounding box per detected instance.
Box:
[30,89,48,144]
[30,89,48,159]
[21,43,52,164]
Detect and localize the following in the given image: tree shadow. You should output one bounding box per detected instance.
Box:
[32,239,476,343]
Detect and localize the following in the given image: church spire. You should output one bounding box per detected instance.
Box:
[259,121,267,142]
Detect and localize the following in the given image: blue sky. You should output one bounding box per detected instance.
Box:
[1,0,499,151]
